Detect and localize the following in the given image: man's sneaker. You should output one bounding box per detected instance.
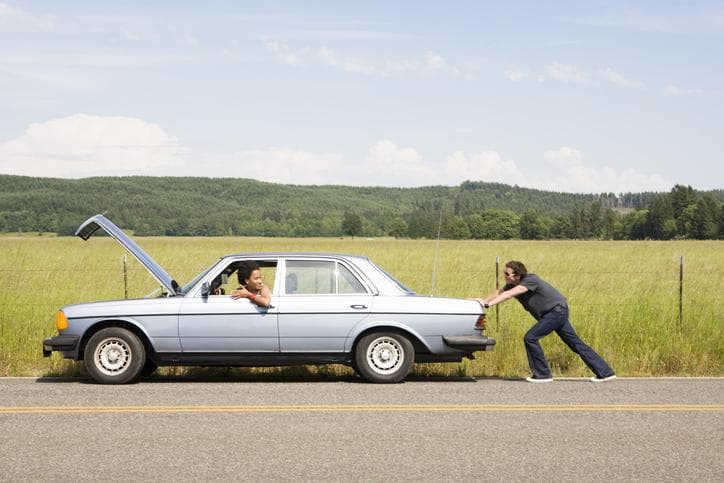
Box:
[590,374,617,382]
[525,376,554,383]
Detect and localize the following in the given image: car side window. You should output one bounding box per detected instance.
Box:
[210,260,277,295]
[286,260,367,295]
[337,264,367,294]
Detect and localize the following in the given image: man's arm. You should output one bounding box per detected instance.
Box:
[487,284,527,307]
[474,289,502,307]
[475,285,528,308]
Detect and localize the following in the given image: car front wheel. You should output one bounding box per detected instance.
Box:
[354,332,414,383]
[84,327,145,384]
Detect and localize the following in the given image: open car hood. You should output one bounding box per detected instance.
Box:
[76,214,179,296]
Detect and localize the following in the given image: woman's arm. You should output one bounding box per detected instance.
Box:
[231,286,272,307]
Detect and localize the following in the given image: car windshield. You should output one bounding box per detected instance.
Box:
[177,263,217,295]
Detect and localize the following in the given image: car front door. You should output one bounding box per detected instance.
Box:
[277,259,372,353]
[178,259,279,352]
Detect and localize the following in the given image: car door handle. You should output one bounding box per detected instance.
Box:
[350,304,368,309]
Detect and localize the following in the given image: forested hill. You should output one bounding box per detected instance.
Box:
[0,175,721,239]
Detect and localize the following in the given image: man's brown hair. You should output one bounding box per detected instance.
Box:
[505,260,528,278]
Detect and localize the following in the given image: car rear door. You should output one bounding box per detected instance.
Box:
[277,258,372,353]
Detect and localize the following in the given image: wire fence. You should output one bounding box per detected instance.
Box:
[0,256,702,324]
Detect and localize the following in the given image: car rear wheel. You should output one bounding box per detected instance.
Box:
[354,332,414,383]
[84,327,145,384]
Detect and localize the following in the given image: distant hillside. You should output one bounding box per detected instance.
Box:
[0,175,721,239]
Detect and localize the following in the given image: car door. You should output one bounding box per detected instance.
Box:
[178,259,280,352]
[277,258,372,353]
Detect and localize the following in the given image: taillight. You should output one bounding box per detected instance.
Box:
[475,314,486,330]
[55,311,68,331]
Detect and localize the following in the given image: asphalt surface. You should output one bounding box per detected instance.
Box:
[0,376,722,482]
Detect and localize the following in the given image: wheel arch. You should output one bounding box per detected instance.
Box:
[350,325,430,357]
[79,319,155,362]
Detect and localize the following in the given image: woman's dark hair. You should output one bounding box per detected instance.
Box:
[237,260,260,286]
[505,260,528,278]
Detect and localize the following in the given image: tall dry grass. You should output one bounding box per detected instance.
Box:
[0,236,721,378]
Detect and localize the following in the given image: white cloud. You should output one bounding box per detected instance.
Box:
[207,140,430,187]
[542,146,671,192]
[0,114,188,177]
[0,3,21,17]
[221,143,671,192]
[665,84,704,96]
[505,69,528,82]
[262,38,310,66]
[546,61,588,83]
[364,139,430,183]
[443,151,528,186]
[318,46,457,76]
[122,29,140,41]
[318,46,377,75]
[0,118,673,193]
[225,147,344,185]
[561,6,724,36]
[263,38,459,77]
[599,67,645,88]
[0,2,55,32]
[199,141,428,187]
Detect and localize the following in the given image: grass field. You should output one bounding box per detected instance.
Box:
[0,236,721,378]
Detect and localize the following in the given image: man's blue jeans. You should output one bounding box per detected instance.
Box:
[524,305,614,379]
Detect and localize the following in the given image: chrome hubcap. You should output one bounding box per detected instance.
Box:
[95,338,131,376]
[367,337,404,375]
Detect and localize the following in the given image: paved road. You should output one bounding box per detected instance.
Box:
[1,376,722,481]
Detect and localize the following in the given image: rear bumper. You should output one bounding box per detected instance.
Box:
[443,336,496,352]
[42,335,79,357]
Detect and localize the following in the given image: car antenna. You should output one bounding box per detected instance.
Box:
[430,207,443,296]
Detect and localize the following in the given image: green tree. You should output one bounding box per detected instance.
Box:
[469,209,521,239]
[341,212,363,237]
[520,210,546,239]
[646,196,675,239]
[387,217,408,238]
[690,196,719,239]
[622,210,649,239]
[406,208,438,238]
[669,184,696,235]
[440,213,471,239]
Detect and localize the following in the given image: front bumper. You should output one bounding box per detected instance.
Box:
[42,335,80,357]
[443,336,496,352]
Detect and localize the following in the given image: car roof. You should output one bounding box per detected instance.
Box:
[219,252,371,262]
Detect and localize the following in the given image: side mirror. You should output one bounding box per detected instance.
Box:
[201,282,210,297]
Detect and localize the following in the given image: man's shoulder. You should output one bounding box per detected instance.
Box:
[521,273,542,284]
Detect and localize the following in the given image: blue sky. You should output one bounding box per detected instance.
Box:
[0,1,722,193]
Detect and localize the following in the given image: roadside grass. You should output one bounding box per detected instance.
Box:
[0,237,721,378]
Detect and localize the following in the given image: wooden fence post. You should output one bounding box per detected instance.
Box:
[679,255,683,327]
[123,254,128,300]
[495,256,500,330]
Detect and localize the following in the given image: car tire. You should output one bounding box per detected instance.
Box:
[84,327,145,384]
[354,332,414,383]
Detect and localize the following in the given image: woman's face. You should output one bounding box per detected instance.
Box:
[244,269,264,292]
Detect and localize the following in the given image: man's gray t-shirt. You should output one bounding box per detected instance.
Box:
[503,273,567,320]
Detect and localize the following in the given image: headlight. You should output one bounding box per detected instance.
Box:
[55,311,68,331]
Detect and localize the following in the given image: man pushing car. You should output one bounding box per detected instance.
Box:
[476,260,616,383]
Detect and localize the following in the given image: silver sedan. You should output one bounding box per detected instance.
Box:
[43,214,495,383]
